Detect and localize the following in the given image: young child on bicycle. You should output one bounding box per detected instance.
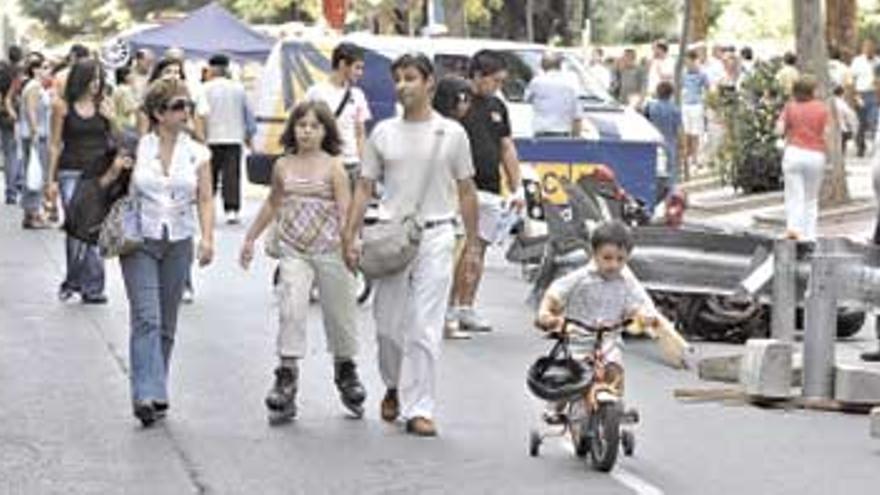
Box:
[535,220,660,395]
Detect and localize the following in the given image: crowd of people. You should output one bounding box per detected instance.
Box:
[3,32,879,436]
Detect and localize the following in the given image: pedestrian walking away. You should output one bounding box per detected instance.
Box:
[644,82,682,190]
[525,51,583,138]
[46,59,114,304]
[343,52,480,437]
[203,53,253,225]
[120,78,215,427]
[239,100,365,424]
[776,75,829,241]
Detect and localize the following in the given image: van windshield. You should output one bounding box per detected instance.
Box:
[497,49,615,106]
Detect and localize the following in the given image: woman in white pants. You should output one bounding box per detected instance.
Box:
[777,75,829,241]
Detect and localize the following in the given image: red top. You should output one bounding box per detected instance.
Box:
[781,100,829,152]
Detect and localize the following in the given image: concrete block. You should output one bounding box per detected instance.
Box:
[698,354,742,383]
[740,339,794,399]
[834,365,880,405]
[871,408,880,439]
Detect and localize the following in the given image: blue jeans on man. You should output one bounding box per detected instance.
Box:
[1,127,20,203]
[58,169,105,299]
[857,90,878,157]
[120,237,193,404]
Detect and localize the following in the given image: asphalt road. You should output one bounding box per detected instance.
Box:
[1,200,878,495]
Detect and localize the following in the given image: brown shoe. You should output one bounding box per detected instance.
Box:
[380,388,399,422]
[405,416,437,437]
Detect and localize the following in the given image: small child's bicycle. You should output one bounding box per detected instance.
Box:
[527,317,639,472]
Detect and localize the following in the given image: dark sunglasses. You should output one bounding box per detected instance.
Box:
[163,98,194,112]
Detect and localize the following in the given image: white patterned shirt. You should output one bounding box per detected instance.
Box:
[131,132,210,241]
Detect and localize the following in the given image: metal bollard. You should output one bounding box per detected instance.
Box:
[771,239,797,342]
[802,239,842,400]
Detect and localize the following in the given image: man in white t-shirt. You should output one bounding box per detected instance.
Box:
[850,39,879,157]
[343,53,480,437]
[305,42,372,185]
[525,52,582,137]
[646,41,674,95]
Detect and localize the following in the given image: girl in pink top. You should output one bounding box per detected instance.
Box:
[777,75,829,240]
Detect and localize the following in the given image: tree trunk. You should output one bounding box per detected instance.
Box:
[443,0,467,36]
[675,0,693,107]
[688,0,709,43]
[826,0,858,61]
[795,0,850,205]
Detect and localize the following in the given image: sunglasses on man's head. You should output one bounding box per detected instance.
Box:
[163,98,194,112]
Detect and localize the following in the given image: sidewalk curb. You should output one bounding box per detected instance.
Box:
[753,199,876,227]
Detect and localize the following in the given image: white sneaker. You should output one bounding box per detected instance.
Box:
[444,307,471,340]
[458,307,492,332]
[181,287,194,304]
[225,211,240,225]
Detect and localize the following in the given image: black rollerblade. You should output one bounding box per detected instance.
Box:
[265,366,298,425]
[334,360,366,418]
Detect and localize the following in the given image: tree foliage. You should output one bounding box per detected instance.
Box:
[707,60,785,193]
[591,0,679,44]
[19,0,127,38]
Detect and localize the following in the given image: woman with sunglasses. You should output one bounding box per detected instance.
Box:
[122,78,215,427]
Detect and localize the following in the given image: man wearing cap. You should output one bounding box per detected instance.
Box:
[203,53,253,224]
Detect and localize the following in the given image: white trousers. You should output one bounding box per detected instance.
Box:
[782,145,825,241]
[373,224,455,420]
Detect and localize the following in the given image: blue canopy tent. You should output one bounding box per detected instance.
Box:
[126,2,274,62]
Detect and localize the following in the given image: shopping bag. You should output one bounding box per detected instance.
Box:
[25,143,43,192]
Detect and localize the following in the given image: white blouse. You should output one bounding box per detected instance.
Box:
[131,132,210,241]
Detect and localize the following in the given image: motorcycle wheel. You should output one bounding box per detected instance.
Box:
[589,402,621,472]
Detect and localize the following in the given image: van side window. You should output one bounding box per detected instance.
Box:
[496,51,534,102]
[434,54,470,79]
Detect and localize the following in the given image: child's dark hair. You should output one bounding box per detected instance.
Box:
[656,81,674,100]
[591,221,634,253]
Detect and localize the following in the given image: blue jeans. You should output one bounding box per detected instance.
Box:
[121,237,193,403]
[20,137,49,213]
[857,91,878,154]
[1,127,20,202]
[58,170,105,297]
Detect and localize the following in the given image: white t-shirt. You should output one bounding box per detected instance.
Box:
[647,57,675,94]
[850,55,878,93]
[305,82,372,164]
[525,70,583,135]
[203,77,248,144]
[361,112,474,222]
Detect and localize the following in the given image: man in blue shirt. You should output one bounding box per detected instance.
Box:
[645,81,682,189]
[681,50,709,175]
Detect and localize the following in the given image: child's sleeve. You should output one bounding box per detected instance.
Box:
[621,266,658,317]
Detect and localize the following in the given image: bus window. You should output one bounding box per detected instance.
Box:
[434,54,470,79]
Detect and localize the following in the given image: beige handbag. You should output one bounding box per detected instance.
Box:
[358,124,444,278]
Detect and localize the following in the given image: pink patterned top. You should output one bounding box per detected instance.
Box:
[276,173,340,254]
